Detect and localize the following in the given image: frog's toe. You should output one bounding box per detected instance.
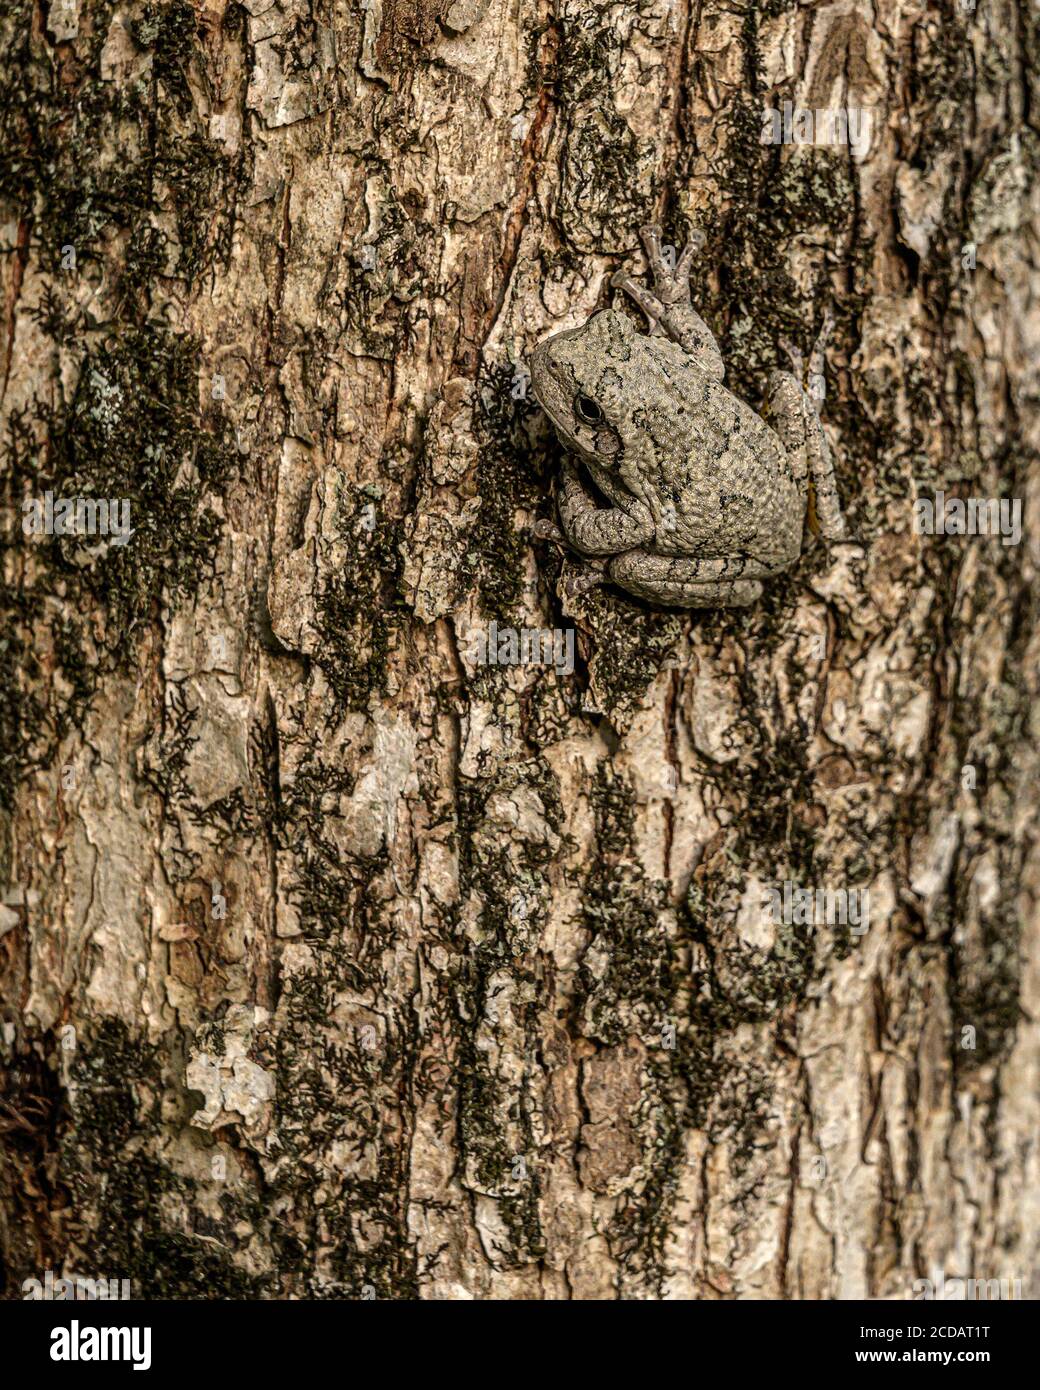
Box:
[673,229,705,280]
[778,336,805,377]
[611,270,667,332]
[809,309,835,376]
[639,223,667,274]
[564,574,600,598]
[562,563,606,598]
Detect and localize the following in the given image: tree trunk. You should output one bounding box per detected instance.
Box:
[2,0,1038,1301]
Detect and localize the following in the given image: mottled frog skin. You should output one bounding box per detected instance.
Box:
[529,226,845,607]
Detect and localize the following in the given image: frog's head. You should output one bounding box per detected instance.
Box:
[529,309,637,467]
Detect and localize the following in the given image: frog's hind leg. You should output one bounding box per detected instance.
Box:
[608,551,764,608]
[611,225,725,380]
[767,313,845,541]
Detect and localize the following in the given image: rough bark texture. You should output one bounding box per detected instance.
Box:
[1,0,1038,1301]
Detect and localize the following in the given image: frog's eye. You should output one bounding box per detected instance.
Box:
[574,394,603,426]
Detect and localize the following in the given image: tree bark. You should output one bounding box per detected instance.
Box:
[1,0,1038,1301]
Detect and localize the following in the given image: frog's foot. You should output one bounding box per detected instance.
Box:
[611,225,724,378]
[608,552,764,608]
[780,310,834,388]
[563,563,606,599]
[533,496,611,595]
[769,310,846,543]
[610,225,695,320]
[638,223,701,307]
[809,309,835,379]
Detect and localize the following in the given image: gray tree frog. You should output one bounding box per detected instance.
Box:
[529,225,845,607]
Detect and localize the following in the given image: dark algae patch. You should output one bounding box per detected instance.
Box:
[313,487,407,713]
[60,1021,270,1298]
[2,323,237,807]
[471,361,546,620]
[0,0,235,284]
[0,0,239,807]
[0,1,244,1291]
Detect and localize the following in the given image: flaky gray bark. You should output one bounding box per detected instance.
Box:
[1,0,1038,1299]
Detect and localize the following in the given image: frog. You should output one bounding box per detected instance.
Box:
[529,225,845,607]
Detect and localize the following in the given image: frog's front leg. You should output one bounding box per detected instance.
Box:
[556,459,654,557]
[611,224,725,380]
[767,312,845,541]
